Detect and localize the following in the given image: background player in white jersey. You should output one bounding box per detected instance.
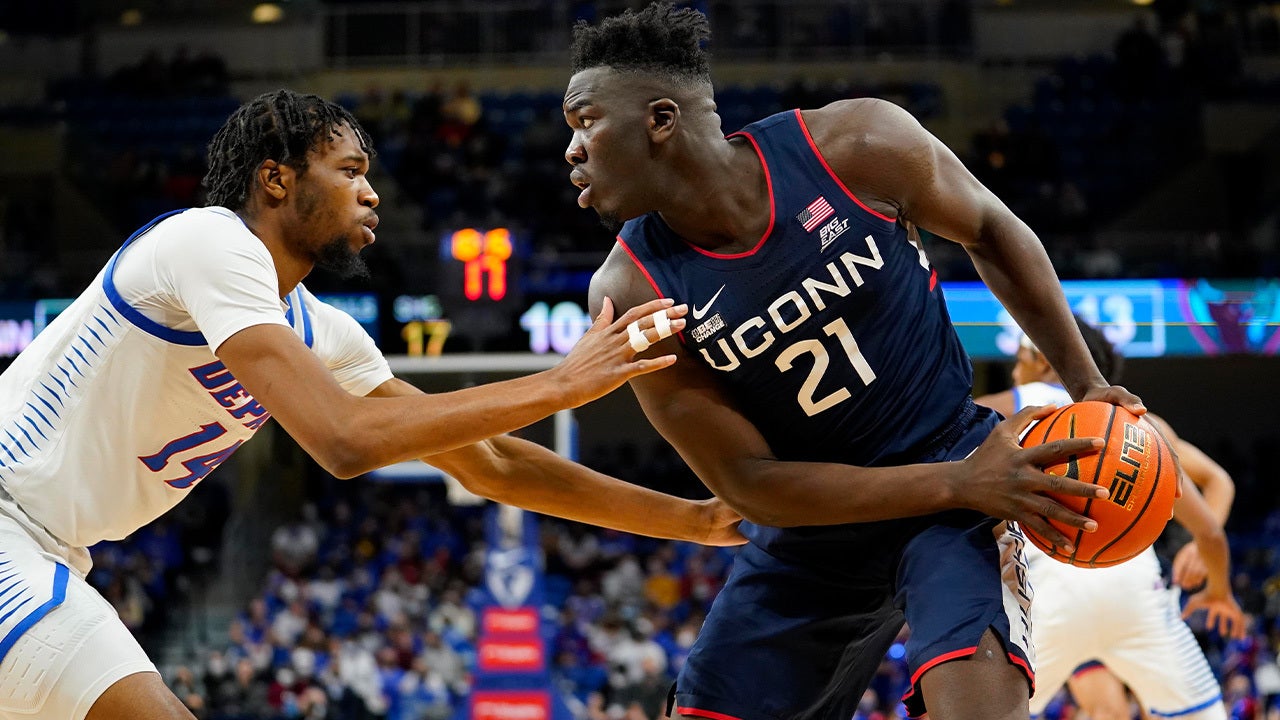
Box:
[0,89,744,720]
[975,317,1245,720]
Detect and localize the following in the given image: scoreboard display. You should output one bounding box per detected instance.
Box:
[944,278,1280,358]
[3,276,1276,361]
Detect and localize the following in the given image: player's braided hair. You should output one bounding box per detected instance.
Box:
[1074,314,1125,384]
[202,89,374,211]
[570,1,711,85]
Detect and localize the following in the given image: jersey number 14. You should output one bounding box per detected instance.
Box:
[139,422,243,489]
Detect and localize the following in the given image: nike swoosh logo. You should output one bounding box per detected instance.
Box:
[692,285,726,320]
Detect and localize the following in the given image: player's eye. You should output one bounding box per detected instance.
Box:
[579,117,594,129]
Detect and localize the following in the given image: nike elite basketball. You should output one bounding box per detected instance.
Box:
[1020,401,1178,568]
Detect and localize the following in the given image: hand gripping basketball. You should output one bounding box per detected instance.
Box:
[1017,401,1177,567]
[553,297,688,407]
[959,404,1109,553]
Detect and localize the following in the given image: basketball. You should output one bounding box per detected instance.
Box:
[1019,401,1178,568]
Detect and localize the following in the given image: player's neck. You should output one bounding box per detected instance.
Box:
[235,209,312,298]
[657,135,770,251]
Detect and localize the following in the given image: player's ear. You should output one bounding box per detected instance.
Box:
[256,159,290,202]
[647,98,679,145]
[1034,351,1053,376]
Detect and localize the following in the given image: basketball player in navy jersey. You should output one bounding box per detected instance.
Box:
[564,4,1147,719]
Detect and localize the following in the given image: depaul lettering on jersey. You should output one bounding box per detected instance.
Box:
[696,234,884,373]
[188,360,271,430]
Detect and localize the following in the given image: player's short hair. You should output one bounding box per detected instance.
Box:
[570,1,711,86]
[202,89,374,211]
[1074,315,1125,384]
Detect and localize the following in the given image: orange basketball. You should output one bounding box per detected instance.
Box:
[1018,401,1177,568]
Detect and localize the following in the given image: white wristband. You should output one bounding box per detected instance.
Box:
[627,321,651,353]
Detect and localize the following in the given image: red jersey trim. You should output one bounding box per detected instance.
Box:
[615,236,687,345]
[675,707,745,720]
[900,647,1036,716]
[675,131,775,260]
[793,108,897,226]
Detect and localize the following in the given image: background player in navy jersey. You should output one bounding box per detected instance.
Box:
[565,4,1146,719]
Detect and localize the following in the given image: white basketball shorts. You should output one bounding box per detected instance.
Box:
[1028,547,1224,719]
[0,512,156,719]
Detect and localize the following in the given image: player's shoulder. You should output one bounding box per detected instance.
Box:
[155,206,246,233]
[588,240,660,317]
[146,206,262,254]
[801,97,930,165]
[802,97,920,137]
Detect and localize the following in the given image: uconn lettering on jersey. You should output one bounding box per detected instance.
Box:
[695,234,884,373]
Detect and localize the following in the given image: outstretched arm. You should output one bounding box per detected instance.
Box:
[368,378,744,547]
[216,297,685,477]
[803,98,1142,413]
[1169,472,1244,637]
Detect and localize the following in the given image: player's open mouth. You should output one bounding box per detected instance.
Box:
[570,172,592,208]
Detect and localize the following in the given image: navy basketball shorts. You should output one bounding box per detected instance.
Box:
[671,410,1035,720]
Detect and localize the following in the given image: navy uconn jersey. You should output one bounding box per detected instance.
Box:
[619,109,974,470]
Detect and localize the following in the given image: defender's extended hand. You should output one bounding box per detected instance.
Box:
[957,404,1107,551]
[552,297,687,407]
[1172,541,1209,591]
[696,497,747,547]
[1182,589,1247,639]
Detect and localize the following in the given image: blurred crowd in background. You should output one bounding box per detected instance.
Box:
[77,438,1278,720]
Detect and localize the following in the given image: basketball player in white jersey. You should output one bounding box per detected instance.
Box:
[975,317,1244,720]
[0,90,744,720]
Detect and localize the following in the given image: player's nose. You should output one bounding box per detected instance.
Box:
[565,134,586,166]
[359,177,379,208]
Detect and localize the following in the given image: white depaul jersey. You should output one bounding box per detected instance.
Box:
[0,208,392,561]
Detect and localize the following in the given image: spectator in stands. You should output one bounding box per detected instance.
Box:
[212,658,272,720]
[272,512,321,577]
[169,665,207,719]
[612,654,669,720]
[419,629,466,695]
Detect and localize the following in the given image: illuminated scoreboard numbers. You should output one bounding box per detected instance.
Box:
[393,294,449,357]
[519,301,593,354]
[450,228,513,302]
[986,281,1167,358]
[401,319,453,357]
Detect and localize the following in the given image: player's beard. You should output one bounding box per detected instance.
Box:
[597,211,623,234]
[316,235,370,279]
